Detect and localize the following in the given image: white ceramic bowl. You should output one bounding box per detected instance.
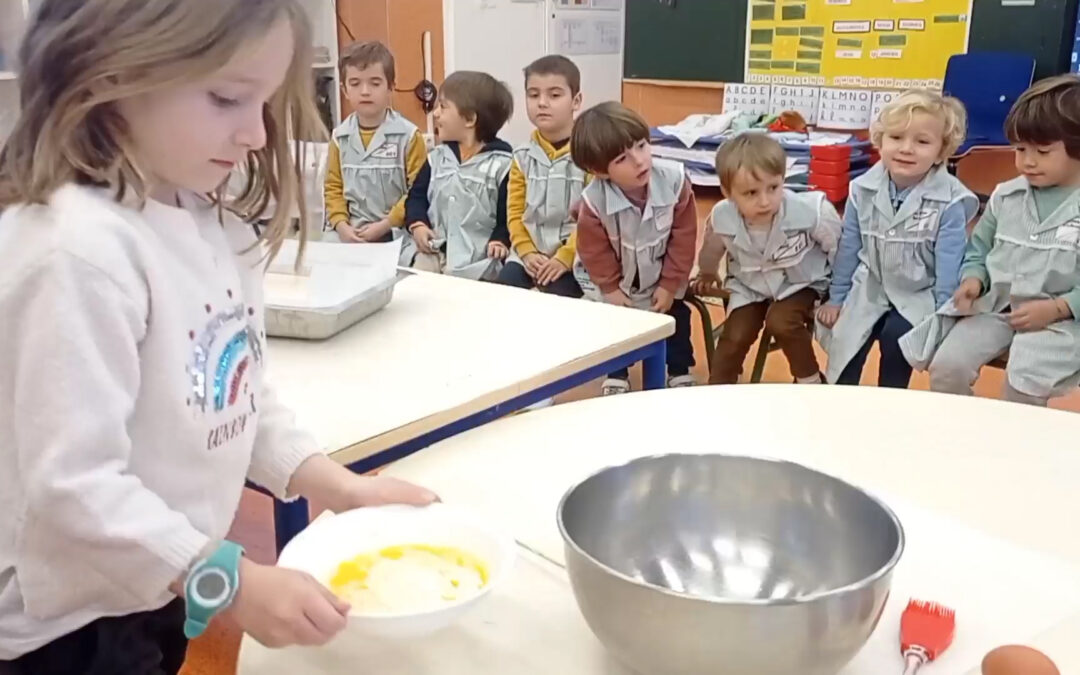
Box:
[276,503,516,639]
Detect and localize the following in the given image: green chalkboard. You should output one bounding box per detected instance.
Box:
[624,1,747,82]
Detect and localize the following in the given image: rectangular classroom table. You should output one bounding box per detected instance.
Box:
[261,271,675,550]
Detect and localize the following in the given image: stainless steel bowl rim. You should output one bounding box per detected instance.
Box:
[555,452,905,607]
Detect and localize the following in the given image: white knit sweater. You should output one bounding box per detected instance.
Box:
[0,184,321,658]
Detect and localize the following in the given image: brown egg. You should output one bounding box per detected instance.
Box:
[982,645,1060,675]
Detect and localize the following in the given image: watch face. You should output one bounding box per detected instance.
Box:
[192,568,231,607]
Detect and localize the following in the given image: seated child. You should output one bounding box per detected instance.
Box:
[816,89,977,387]
[901,75,1080,406]
[405,71,514,280]
[695,133,841,385]
[571,102,698,394]
[498,55,586,298]
[323,40,426,265]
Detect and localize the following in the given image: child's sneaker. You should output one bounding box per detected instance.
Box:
[667,374,697,388]
[601,378,631,396]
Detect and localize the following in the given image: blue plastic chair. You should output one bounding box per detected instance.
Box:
[943,52,1035,162]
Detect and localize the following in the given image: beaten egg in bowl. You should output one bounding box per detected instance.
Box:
[329,544,489,614]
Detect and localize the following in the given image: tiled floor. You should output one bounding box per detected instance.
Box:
[181,172,1080,673]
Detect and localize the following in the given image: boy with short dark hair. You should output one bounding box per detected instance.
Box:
[324,40,426,259]
[405,71,515,280]
[572,102,699,394]
[902,74,1080,406]
[498,55,586,297]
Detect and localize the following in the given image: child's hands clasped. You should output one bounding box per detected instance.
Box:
[953,277,983,312]
[521,252,549,278]
[227,558,350,648]
[816,303,842,328]
[356,219,392,243]
[487,241,509,260]
[536,258,569,286]
[1009,298,1069,332]
[334,222,365,244]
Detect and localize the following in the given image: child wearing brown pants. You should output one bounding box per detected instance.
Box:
[694,134,841,384]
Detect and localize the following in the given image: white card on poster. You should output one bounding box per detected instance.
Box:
[768,84,822,124]
[816,87,873,130]
[722,83,772,116]
[870,90,901,123]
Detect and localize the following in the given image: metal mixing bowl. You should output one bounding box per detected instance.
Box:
[557,454,904,675]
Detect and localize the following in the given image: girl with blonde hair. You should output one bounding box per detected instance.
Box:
[0,1,435,671]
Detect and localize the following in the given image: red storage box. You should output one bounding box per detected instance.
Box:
[807,172,849,189]
[809,157,851,174]
[810,144,852,161]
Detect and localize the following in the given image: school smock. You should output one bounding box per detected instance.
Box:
[700,189,841,312]
[574,158,697,310]
[901,178,1080,398]
[405,139,514,281]
[817,162,977,383]
[324,110,426,264]
[507,131,586,270]
[0,184,321,658]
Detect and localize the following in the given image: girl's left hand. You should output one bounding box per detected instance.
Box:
[332,475,439,512]
[1009,299,1065,332]
[288,455,439,513]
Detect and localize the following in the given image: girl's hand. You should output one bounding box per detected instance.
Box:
[487,241,509,260]
[287,455,439,514]
[330,475,439,511]
[226,558,349,648]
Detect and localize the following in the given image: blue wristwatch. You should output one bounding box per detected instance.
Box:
[183,541,244,639]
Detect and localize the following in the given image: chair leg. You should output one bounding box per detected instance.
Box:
[750,331,772,383]
[685,295,715,374]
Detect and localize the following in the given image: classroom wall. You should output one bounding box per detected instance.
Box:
[444,0,547,145]
[336,0,446,133]
[622,80,724,127]
[444,0,626,146]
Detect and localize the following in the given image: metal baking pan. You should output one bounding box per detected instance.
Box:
[265,271,408,340]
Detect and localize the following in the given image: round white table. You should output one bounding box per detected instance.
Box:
[239,386,1080,675]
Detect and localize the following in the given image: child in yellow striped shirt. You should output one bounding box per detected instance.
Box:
[497,55,586,297]
[323,41,426,261]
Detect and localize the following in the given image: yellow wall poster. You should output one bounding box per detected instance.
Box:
[745,0,973,89]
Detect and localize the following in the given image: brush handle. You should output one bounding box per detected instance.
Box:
[901,648,928,675]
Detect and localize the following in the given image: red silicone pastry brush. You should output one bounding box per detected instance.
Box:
[900,599,956,674]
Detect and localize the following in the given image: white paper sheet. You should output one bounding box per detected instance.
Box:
[656,112,739,148]
[264,239,400,311]
[841,498,1080,673]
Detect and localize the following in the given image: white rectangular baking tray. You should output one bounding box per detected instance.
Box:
[264,239,402,340]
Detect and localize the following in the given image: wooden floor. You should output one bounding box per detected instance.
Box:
[181,153,1080,673]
